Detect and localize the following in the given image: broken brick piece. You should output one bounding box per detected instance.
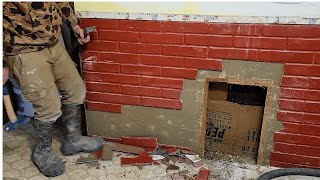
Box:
[145,147,157,153]
[109,142,145,154]
[152,161,161,165]
[159,144,193,152]
[181,149,195,155]
[94,147,103,158]
[121,152,153,166]
[103,137,123,143]
[121,136,158,148]
[193,167,210,180]
[165,147,179,155]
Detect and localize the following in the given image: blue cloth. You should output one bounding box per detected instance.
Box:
[3,77,34,131]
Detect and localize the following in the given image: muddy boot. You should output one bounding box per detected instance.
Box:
[31,119,65,177]
[61,104,104,156]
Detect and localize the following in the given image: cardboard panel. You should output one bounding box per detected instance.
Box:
[205,100,263,159]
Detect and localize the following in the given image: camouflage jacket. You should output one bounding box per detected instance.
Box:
[3,2,78,57]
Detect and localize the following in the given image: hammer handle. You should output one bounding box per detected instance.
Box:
[3,95,17,122]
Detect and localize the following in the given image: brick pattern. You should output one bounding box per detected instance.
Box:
[81,19,320,168]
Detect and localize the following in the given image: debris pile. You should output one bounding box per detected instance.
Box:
[76,136,210,180]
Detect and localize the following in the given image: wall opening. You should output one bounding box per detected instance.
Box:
[204,82,267,164]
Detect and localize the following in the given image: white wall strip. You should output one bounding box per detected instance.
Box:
[76,11,320,25]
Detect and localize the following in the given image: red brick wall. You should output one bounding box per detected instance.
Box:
[80,19,320,168]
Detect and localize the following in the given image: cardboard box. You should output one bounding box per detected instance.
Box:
[208,83,228,101]
[205,100,263,159]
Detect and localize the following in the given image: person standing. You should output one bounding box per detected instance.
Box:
[3,2,104,177]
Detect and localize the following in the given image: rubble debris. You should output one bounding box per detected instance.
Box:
[159,144,193,152]
[170,156,179,163]
[121,152,153,166]
[178,156,186,163]
[166,164,180,172]
[171,173,185,180]
[151,155,166,161]
[108,142,145,154]
[76,156,98,164]
[192,159,204,167]
[185,155,201,163]
[101,144,113,161]
[191,167,210,180]
[121,136,158,148]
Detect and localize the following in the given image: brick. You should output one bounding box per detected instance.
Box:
[162,67,197,79]
[300,124,320,136]
[280,88,320,101]
[121,64,161,76]
[118,20,161,32]
[87,92,101,101]
[109,142,145,154]
[279,98,320,113]
[80,19,117,30]
[142,97,182,109]
[284,64,320,77]
[99,30,139,42]
[210,23,262,36]
[86,101,121,113]
[273,142,296,154]
[259,50,314,63]
[90,32,99,40]
[295,154,320,167]
[140,55,185,67]
[162,21,209,34]
[83,62,120,73]
[141,76,183,89]
[281,76,320,90]
[100,52,140,64]
[81,51,99,61]
[84,41,119,51]
[121,137,158,148]
[270,152,296,164]
[315,53,320,64]
[185,58,222,70]
[120,42,161,54]
[140,32,184,44]
[263,24,320,38]
[297,145,320,158]
[102,93,141,106]
[162,45,207,58]
[283,122,300,134]
[163,88,181,99]
[270,160,295,168]
[86,82,121,93]
[193,167,210,180]
[233,36,287,49]
[99,52,119,62]
[122,85,162,97]
[208,47,258,60]
[274,131,320,147]
[277,110,320,125]
[82,71,101,82]
[121,152,153,166]
[288,38,320,51]
[185,34,233,47]
[101,73,141,85]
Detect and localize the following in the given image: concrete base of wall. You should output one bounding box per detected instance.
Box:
[86,60,284,165]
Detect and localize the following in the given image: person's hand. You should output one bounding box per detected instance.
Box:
[72,25,90,45]
[3,67,9,85]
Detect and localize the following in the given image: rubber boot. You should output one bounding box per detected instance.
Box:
[61,104,104,156]
[31,119,65,177]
